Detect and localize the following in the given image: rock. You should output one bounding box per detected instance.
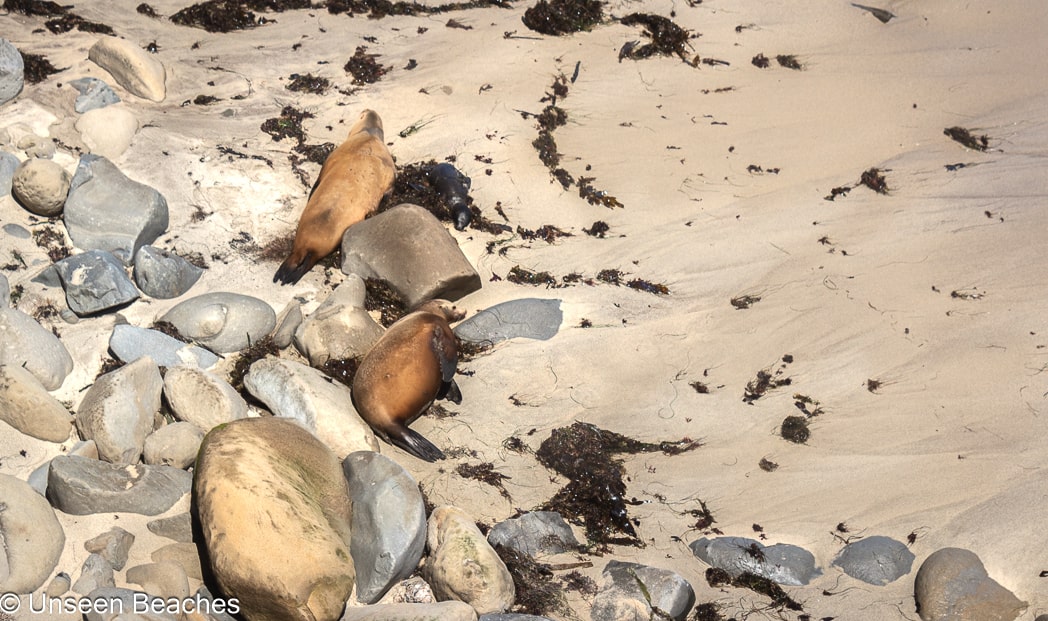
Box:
[76,104,138,159]
[151,542,204,581]
[0,274,7,308]
[52,250,140,316]
[88,36,166,102]
[832,535,914,586]
[45,572,71,597]
[341,203,482,308]
[487,511,578,558]
[1,222,30,239]
[272,300,303,349]
[0,39,23,105]
[0,363,74,442]
[160,291,276,353]
[591,561,695,621]
[914,548,1027,621]
[0,474,65,593]
[68,76,121,113]
[162,365,247,432]
[195,586,239,621]
[455,299,562,344]
[194,417,355,621]
[341,601,479,621]
[11,157,70,216]
[82,586,176,621]
[27,439,96,496]
[75,356,162,464]
[293,275,383,365]
[378,576,434,604]
[425,505,515,615]
[109,324,219,369]
[479,616,553,621]
[690,536,821,586]
[343,451,427,604]
[72,553,115,594]
[84,526,135,571]
[244,357,379,458]
[143,421,204,469]
[47,454,192,515]
[64,154,169,264]
[16,132,55,159]
[0,306,74,390]
[133,245,204,299]
[126,561,190,600]
[147,512,192,543]
[0,152,20,196]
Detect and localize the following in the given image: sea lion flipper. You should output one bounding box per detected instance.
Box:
[390,427,445,462]
[432,325,458,384]
[274,249,316,285]
[438,378,462,404]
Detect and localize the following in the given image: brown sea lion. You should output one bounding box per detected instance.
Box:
[274,109,395,285]
[351,299,465,462]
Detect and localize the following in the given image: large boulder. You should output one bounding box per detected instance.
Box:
[159,292,275,353]
[74,356,162,464]
[0,474,65,593]
[0,363,74,442]
[914,548,1027,621]
[0,38,23,105]
[293,275,382,366]
[591,561,695,621]
[162,365,247,432]
[51,249,140,316]
[0,306,74,390]
[425,506,515,615]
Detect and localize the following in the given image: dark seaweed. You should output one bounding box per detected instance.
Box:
[45,13,116,35]
[781,415,810,443]
[456,462,512,500]
[286,72,331,94]
[751,53,770,68]
[583,220,609,237]
[731,294,761,309]
[517,224,572,244]
[776,54,802,70]
[577,177,622,208]
[944,126,989,151]
[31,225,71,262]
[137,3,160,17]
[261,105,313,143]
[494,545,569,616]
[318,357,360,388]
[521,0,603,35]
[344,46,389,84]
[21,53,63,84]
[228,335,278,393]
[507,265,557,287]
[326,0,509,19]
[377,159,507,234]
[619,13,695,64]
[743,357,793,403]
[860,167,888,194]
[363,277,407,327]
[171,0,312,32]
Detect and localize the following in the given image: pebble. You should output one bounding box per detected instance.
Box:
[64,153,169,264]
[125,561,191,600]
[244,357,379,458]
[487,511,579,558]
[0,38,23,105]
[1,223,28,240]
[194,417,355,621]
[0,273,7,307]
[272,299,303,349]
[293,274,383,365]
[160,291,276,353]
[46,454,192,515]
[143,421,204,469]
[0,363,74,442]
[341,203,482,308]
[341,601,479,621]
[0,304,74,390]
[0,474,65,594]
[11,157,69,216]
[591,560,695,621]
[162,364,247,432]
[133,245,204,299]
[914,547,1027,621]
[690,536,821,586]
[45,571,71,597]
[84,526,135,571]
[455,298,563,344]
[75,104,139,159]
[69,76,121,113]
[831,535,914,585]
[146,512,193,543]
[0,151,20,196]
[109,324,220,369]
[425,505,515,615]
[72,553,115,594]
[51,249,140,316]
[343,451,427,604]
[88,36,167,102]
[74,356,162,464]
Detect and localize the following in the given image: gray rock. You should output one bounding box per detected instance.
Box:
[343,451,427,604]
[690,536,821,586]
[0,39,23,105]
[832,535,914,585]
[109,324,219,368]
[133,245,204,299]
[45,571,71,597]
[11,157,69,216]
[72,553,115,594]
[0,474,65,593]
[341,601,478,621]
[2,223,29,240]
[341,203,481,308]
[126,561,190,600]
[74,356,162,464]
[0,363,74,442]
[47,454,192,515]
[455,299,562,344]
[143,421,204,469]
[0,306,74,390]
[426,505,515,615]
[272,299,303,349]
[52,249,139,316]
[69,76,121,113]
[0,151,20,197]
[195,586,239,621]
[162,364,247,432]
[82,587,177,621]
[64,154,169,264]
[293,274,383,365]
[0,274,6,307]
[479,616,553,621]
[591,560,694,621]
[146,512,192,543]
[26,439,97,496]
[88,36,166,102]
[914,548,1027,621]
[84,526,135,570]
[487,511,578,558]
[160,291,276,353]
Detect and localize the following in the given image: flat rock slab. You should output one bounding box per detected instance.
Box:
[109,324,219,369]
[454,298,562,343]
[591,560,695,621]
[52,249,140,316]
[160,291,275,353]
[914,547,1027,621]
[832,535,914,586]
[47,454,192,515]
[341,203,481,308]
[0,306,74,390]
[0,474,65,594]
[690,536,820,586]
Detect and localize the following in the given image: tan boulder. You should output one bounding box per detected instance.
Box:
[425,506,515,615]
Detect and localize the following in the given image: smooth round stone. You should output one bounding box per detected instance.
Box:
[690,536,820,586]
[11,158,70,216]
[487,511,579,557]
[0,38,24,105]
[914,548,1027,621]
[76,105,138,159]
[160,292,276,353]
[0,306,74,390]
[832,536,914,585]
[143,422,204,469]
[455,298,563,343]
[162,364,248,432]
[88,36,166,102]
[426,505,515,615]
[2,222,30,239]
[0,363,74,442]
[0,474,65,593]
[68,76,121,113]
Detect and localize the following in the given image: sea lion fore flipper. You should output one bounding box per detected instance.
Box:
[439,378,462,404]
[273,249,316,285]
[390,426,445,462]
[431,324,457,384]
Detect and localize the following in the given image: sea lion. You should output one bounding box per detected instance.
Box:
[274,109,395,285]
[351,299,465,462]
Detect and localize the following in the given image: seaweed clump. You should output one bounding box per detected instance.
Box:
[860,167,888,194]
[21,53,63,85]
[363,277,407,327]
[521,0,603,35]
[536,421,700,548]
[261,105,312,143]
[456,462,512,500]
[742,355,793,403]
[318,358,360,388]
[618,13,696,65]
[944,126,989,151]
[344,46,389,85]
[493,544,569,616]
[325,0,509,19]
[506,265,558,287]
[377,159,507,234]
[32,225,71,262]
[171,0,312,33]
[286,72,332,94]
[227,336,278,395]
[3,0,114,34]
[706,569,803,612]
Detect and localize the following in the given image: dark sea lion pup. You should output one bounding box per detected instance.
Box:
[274,109,395,285]
[351,299,466,462]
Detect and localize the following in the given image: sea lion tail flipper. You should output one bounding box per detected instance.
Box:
[391,428,445,462]
[273,249,316,285]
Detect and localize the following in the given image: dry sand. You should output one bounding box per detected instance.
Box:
[2,0,1047,619]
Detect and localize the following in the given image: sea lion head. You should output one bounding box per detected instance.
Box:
[350,109,384,142]
[415,299,465,322]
